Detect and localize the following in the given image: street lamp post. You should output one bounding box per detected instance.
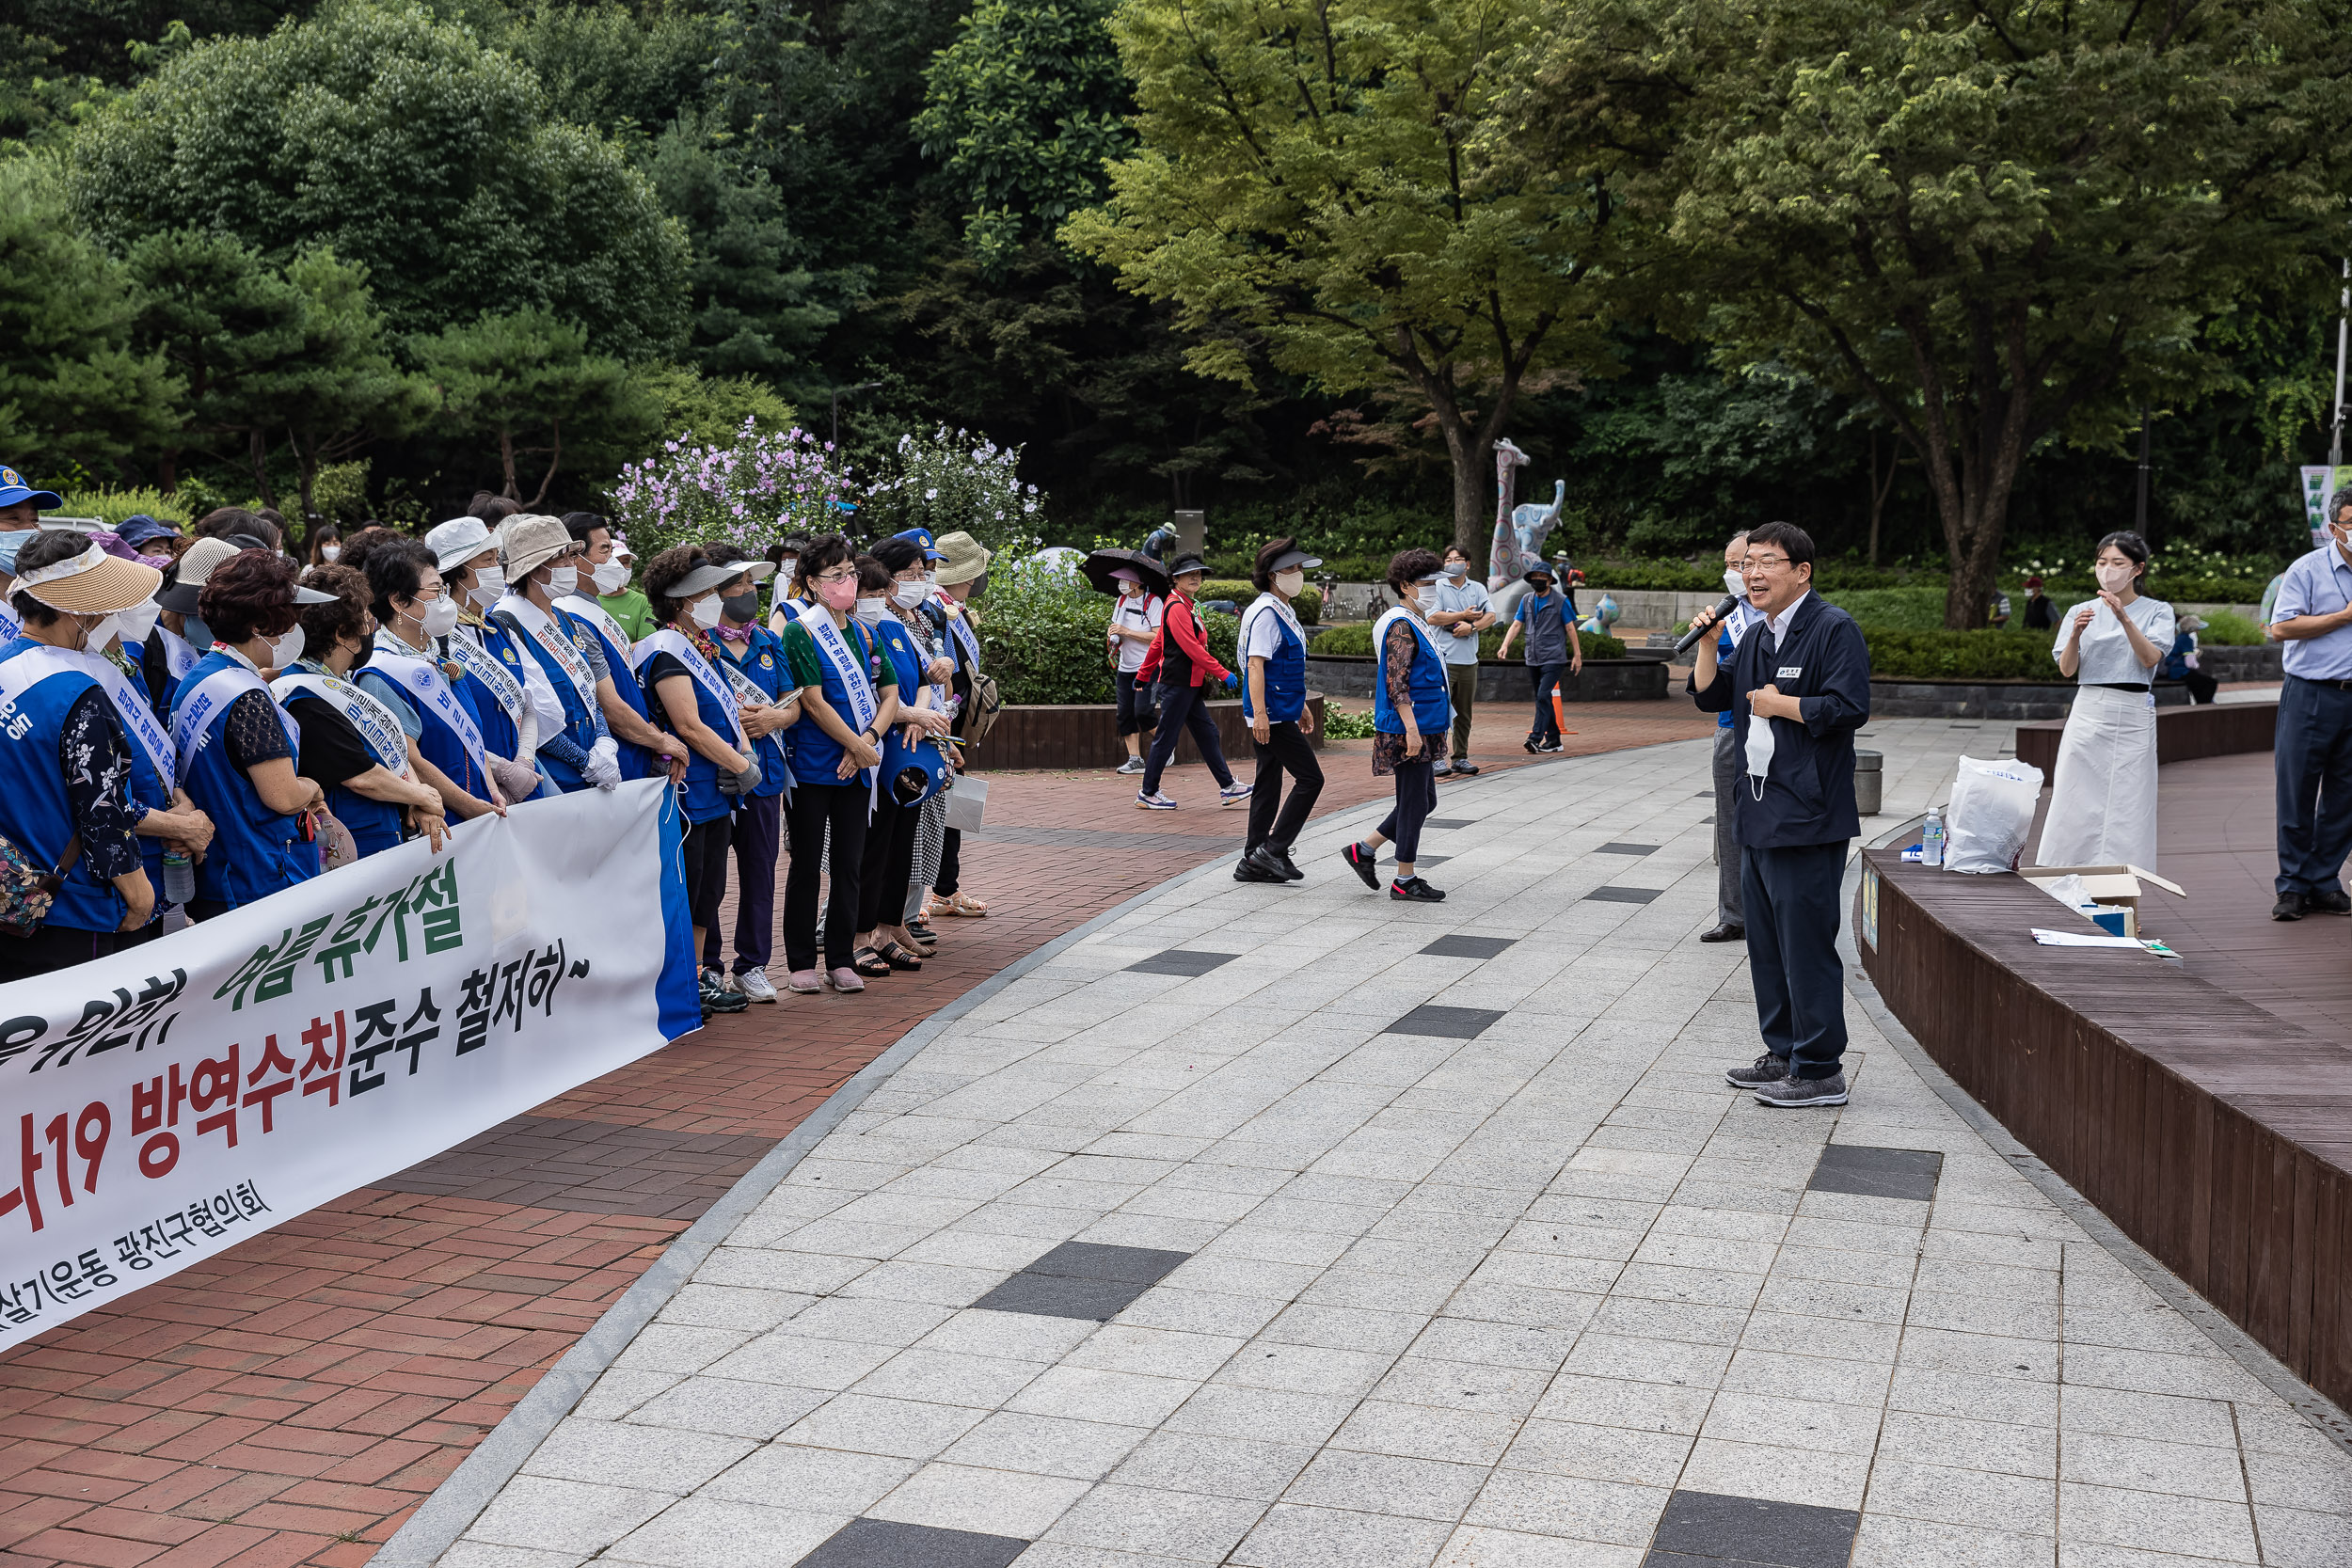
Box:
[2331,258,2349,479]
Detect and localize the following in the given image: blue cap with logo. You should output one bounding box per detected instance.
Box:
[892,528,950,562]
[0,465,62,512]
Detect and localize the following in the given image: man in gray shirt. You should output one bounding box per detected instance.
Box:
[1427,546,1495,775]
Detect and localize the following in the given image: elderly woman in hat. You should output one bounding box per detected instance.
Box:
[1234,537,1322,882]
[1106,564,1164,776]
[920,530,992,920]
[1136,551,1248,812]
[422,517,544,803]
[1339,547,1452,902]
[488,515,660,794]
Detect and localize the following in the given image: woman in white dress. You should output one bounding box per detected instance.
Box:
[2036,531,2175,868]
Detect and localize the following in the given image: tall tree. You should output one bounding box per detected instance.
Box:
[1066,0,1628,553]
[415,310,659,506]
[1518,0,2352,624]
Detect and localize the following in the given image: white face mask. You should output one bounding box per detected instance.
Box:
[320,545,341,562]
[854,595,887,622]
[1724,567,1747,598]
[778,558,799,585]
[82,613,119,651]
[893,582,928,610]
[1446,561,1469,579]
[689,594,724,628]
[592,560,631,595]
[419,594,461,639]
[543,564,578,598]
[116,600,162,646]
[1275,570,1306,596]
[2094,562,2135,594]
[1744,698,1776,786]
[470,565,506,606]
[266,624,306,667]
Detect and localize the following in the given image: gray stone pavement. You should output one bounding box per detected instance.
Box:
[420,721,2352,1568]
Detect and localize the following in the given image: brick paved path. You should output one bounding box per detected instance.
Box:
[0,702,1714,1568]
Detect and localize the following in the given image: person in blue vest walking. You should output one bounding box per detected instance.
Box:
[701,544,798,1002]
[169,549,338,919]
[1235,538,1324,883]
[1685,521,1872,1108]
[1340,548,1452,902]
[0,531,167,979]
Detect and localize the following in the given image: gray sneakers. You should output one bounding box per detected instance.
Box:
[1753,1070,1849,1108]
[1724,1052,1790,1088]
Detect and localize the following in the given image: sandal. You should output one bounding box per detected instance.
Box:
[905,919,940,945]
[935,891,990,918]
[850,946,895,979]
[877,942,924,972]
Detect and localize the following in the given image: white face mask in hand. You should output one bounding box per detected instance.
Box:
[1743,698,1776,793]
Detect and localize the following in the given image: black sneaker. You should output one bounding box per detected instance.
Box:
[1724,1052,1790,1088]
[1246,845,1296,883]
[1234,855,1285,883]
[1272,848,1305,881]
[1537,739,1563,753]
[1342,842,1381,890]
[1754,1070,1849,1108]
[1523,738,1542,754]
[2309,889,2351,915]
[2273,893,2308,921]
[1391,876,1446,902]
[698,967,750,1014]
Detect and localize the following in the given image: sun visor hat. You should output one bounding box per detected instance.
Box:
[1265,548,1322,575]
[14,543,165,615]
[1167,553,1209,578]
[670,560,775,598]
[881,731,950,805]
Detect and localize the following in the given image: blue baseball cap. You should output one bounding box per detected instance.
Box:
[0,465,62,511]
[893,527,949,562]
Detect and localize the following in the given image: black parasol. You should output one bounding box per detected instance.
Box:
[1081,547,1170,597]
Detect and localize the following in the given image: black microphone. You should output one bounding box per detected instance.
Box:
[1673,595,1740,656]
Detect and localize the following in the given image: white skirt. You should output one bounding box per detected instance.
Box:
[2035,684,2158,869]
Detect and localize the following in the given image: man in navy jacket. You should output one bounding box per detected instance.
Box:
[1686,521,1871,1107]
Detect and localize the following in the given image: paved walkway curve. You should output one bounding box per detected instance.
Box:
[390,729,2352,1568]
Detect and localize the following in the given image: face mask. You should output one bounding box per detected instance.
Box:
[1275,570,1306,596]
[82,613,119,651]
[721,591,760,622]
[266,625,305,667]
[2095,562,2135,594]
[345,638,372,673]
[818,575,858,611]
[1446,562,1468,579]
[690,594,724,628]
[419,594,461,639]
[854,595,887,622]
[893,583,928,610]
[1724,568,1747,598]
[185,614,213,649]
[469,566,505,606]
[778,558,799,583]
[592,560,631,595]
[544,564,578,598]
[117,600,161,646]
[320,546,341,562]
[1744,697,1776,786]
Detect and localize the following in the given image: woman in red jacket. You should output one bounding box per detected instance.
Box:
[1135,553,1250,810]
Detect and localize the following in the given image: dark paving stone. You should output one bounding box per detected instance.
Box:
[1425,818,1477,830]
[970,1241,1190,1322]
[1647,1490,1859,1568]
[1383,1005,1505,1039]
[1809,1143,1945,1202]
[376,1115,775,1221]
[1127,949,1238,977]
[1421,935,1518,959]
[794,1517,1030,1568]
[1597,842,1661,855]
[1701,815,1716,825]
[1584,886,1661,905]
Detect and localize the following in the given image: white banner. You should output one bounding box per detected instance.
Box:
[0,780,696,1350]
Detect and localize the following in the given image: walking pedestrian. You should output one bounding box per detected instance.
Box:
[2036,531,2172,871]
[1107,569,1163,775]
[1235,537,1323,883]
[1426,545,1494,776]
[1685,521,1871,1108]
[1136,553,1248,811]
[1494,563,1582,752]
[2266,487,2352,920]
[1339,548,1451,902]
[1699,531,1764,943]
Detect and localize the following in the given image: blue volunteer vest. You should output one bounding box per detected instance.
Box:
[1240,598,1308,724]
[453,618,526,762]
[787,616,881,785]
[171,650,318,909]
[635,632,739,825]
[0,640,130,934]
[107,644,176,920]
[499,606,603,791]
[715,626,792,800]
[366,646,491,805]
[1371,610,1451,737]
[283,666,407,861]
[564,600,654,781]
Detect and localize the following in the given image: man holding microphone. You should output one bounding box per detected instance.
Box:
[1684,521,1872,1107]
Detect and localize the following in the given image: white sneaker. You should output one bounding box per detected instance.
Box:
[735,968,779,1004]
[1136,790,1178,810]
[1115,757,1146,775]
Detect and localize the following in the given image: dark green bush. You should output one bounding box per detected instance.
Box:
[1862,628,2062,680]
[1196,580,1321,623]
[1311,622,1627,661]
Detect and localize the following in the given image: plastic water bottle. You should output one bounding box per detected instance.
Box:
[1920,806,1946,869]
[162,849,196,906]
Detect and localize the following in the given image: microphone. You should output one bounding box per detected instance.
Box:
[1673,595,1741,656]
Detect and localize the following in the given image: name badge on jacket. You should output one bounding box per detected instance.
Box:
[1776,666,1803,681]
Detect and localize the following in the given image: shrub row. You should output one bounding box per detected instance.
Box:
[1309,622,1628,661]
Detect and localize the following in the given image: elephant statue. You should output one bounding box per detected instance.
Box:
[1486,438,1566,620]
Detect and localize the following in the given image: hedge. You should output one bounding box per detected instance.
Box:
[1196,580,1321,623]
[1310,622,1628,661]
[1861,628,2064,680]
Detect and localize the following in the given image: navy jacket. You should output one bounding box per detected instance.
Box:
[1691,592,1871,848]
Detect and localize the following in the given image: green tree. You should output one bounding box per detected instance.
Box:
[0,157,181,478]
[415,309,660,505]
[1518,0,2352,625]
[67,1,689,356]
[1066,0,1626,555]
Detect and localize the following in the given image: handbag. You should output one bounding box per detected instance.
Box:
[0,834,83,939]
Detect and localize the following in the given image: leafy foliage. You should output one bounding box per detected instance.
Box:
[414,310,656,507]
[1861,629,2066,681]
[858,427,1042,553]
[611,420,850,561]
[1310,621,1627,660]
[976,551,1122,704]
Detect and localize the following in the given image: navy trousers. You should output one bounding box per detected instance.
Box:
[1142,681,1234,795]
[1740,840,1850,1079]
[2275,674,2352,897]
[704,790,780,974]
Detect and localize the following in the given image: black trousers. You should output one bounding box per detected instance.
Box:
[1246,721,1323,857]
[2183,670,2219,705]
[785,782,868,972]
[857,799,922,933]
[0,924,118,984]
[1530,662,1569,742]
[681,813,734,943]
[1741,840,1850,1078]
[2275,673,2352,896]
[935,826,961,895]
[1375,755,1438,864]
[703,791,780,973]
[1142,681,1233,794]
[1115,670,1158,736]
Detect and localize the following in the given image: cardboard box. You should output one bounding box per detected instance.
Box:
[2017,863,2186,911]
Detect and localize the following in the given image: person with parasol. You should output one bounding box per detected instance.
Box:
[1086,547,1167,776]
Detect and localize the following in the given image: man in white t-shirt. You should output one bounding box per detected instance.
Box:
[1105,568,1165,775]
[1426,545,1495,776]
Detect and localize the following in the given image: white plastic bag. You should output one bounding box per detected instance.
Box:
[1944,754,2045,874]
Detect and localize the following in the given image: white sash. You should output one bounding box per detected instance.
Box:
[557,594,636,671]
[791,602,879,734]
[371,634,490,782]
[152,625,199,683]
[496,595,598,712]
[0,601,23,644]
[946,605,981,673]
[0,646,95,729]
[632,627,748,747]
[711,642,780,709]
[447,619,527,725]
[73,649,178,790]
[270,670,411,773]
[173,661,299,764]
[1374,604,1447,680]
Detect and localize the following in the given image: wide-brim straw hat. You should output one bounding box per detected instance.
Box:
[501,514,583,578]
[934,531,992,587]
[14,542,165,615]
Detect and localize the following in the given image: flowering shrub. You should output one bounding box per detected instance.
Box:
[610,420,850,559]
[859,426,1041,552]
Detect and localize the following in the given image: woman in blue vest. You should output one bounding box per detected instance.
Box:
[853,543,953,975]
[168,550,337,918]
[0,531,167,978]
[634,546,764,1017]
[87,590,215,942]
[425,516,546,804]
[1340,547,1452,902]
[489,515,621,794]
[701,545,797,1002]
[361,539,509,822]
[1235,537,1324,885]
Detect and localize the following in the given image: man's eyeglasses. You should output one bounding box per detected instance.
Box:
[1745,553,1793,571]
